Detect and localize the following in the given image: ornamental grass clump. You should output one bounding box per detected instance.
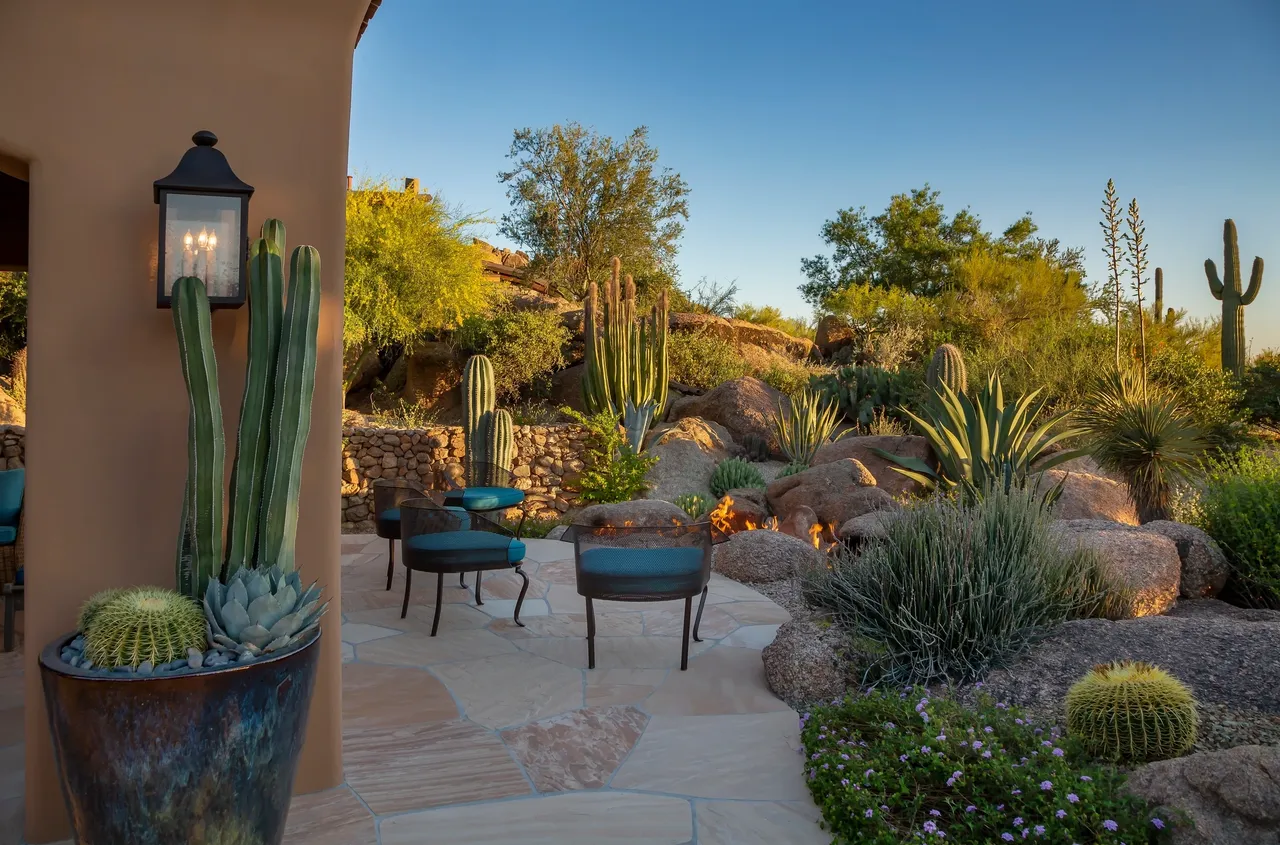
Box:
[801,486,1126,684]
[801,688,1165,845]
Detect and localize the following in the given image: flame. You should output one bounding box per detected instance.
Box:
[808,522,823,548]
[710,495,779,536]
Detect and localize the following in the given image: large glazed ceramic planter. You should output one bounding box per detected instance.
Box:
[39,628,321,845]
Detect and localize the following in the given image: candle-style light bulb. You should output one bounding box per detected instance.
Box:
[207,231,218,250]
[197,228,208,249]
[183,231,194,249]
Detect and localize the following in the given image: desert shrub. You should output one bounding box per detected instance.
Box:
[510,515,563,539]
[732,303,814,339]
[509,400,565,426]
[1079,369,1208,522]
[1,347,25,411]
[0,272,27,364]
[863,409,908,436]
[801,487,1124,684]
[1243,349,1280,424]
[709,457,765,498]
[668,330,751,389]
[453,306,569,400]
[1195,449,1280,608]
[801,689,1165,845]
[562,408,657,504]
[366,396,438,429]
[1147,345,1248,448]
[759,357,822,396]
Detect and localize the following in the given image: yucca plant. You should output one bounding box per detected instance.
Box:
[872,373,1086,495]
[1078,368,1207,523]
[772,388,847,466]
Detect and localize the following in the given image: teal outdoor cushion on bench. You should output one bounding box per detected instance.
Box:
[0,526,15,545]
[441,487,525,512]
[578,546,705,593]
[405,531,525,565]
[0,468,22,528]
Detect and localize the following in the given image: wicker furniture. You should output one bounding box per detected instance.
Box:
[567,521,713,671]
[439,461,526,537]
[398,498,529,636]
[0,468,24,652]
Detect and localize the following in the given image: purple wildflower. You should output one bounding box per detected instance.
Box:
[924,821,938,834]
[965,805,976,813]
[1013,817,1024,826]
[840,778,849,787]
[1001,835,1014,843]
[864,809,874,818]
[1152,818,1165,830]
[1103,820,1118,831]
[930,809,941,817]
[1052,748,1065,757]
[1066,793,1079,803]
[1034,826,1045,836]
[1079,775,1092,782]
[1056,809,1066,819]
[1040,781,1053,791]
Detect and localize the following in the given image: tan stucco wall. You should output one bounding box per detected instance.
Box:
[0,1,368,840]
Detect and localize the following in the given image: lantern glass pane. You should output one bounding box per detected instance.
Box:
[162,193,241,298]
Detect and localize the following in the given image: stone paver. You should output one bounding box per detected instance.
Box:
[380,791,695,844]
[5,535,823,844]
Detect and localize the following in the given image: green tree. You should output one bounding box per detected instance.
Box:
[498,123,690,300]
[344,178,495,353]
[799,185,1083,308]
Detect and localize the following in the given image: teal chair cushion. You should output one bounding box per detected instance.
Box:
[0,468,22,528]
[579,546,704,580]
[380,506,470,530]
[0,526,15,545]
[405,530,525,565]
[13,566,21,586]
[442,487,525,512]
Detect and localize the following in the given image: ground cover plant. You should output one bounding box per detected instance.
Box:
[801,689,1170,844]
[801,486,1125,684]
[562,408,657,504]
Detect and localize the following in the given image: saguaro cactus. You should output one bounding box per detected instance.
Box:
[926,343,967,398]
[462,354,496,481]
[581,257,669,450]
[1152,267,1164,325]
[172,218,321,598]
[1205,219,1264,376]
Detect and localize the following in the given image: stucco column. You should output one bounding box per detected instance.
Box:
[0,1,368,840]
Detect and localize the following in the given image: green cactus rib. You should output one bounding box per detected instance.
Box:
[1205,219,1264,376]
[1152,267,1164,325]
[172,276,226,598]
[225,229,285,574]
[258,246,321,573]
[463,355,496,480]
[486,408,514,485]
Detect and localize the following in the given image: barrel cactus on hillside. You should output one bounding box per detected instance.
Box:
[1205,219,1264,377]
[926,343,967,398]
[1065,661,1198,763]
[581,256,669,451]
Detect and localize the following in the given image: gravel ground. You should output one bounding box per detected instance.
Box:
[751,577,811,620]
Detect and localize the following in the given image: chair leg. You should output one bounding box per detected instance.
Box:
[430,572,445,637]
[3,593,13,653]
[473,570,484,606]
[692,586,709,643]
[400,568,413,619]
[514,511,527,539]
[512,566,529,628]
[458,572,467,588]
[385,539,395,591]
[680,596,693,671]
[585,597,596,670]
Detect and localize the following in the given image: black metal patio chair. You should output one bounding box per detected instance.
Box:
[565,521,713,671]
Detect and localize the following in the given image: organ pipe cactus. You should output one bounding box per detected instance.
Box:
[581,257,669,451]
[1205,219,1264,377]
[462,354,515,483]
[172,218,322,613]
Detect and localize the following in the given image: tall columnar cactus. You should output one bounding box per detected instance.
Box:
[926,343,967,398]
[1205,219,1264,376]
[581,257,669,450]
[1152,267,1164,325]
[462,354,497,481]
[172,218,322,599]
[485,408,514,485]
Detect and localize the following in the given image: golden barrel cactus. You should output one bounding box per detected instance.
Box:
[82,587,206,669]
[1065,661,1198,762]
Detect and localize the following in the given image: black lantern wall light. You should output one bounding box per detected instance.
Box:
[153,131,254,309]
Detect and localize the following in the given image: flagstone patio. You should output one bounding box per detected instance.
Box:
[3,535,826,845]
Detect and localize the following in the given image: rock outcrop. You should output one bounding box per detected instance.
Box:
[812,435,932,499]
[1054,519,1182,616]
[766,458,885,528]
[713,529,820,583]
[668,377,786,454]
[762,621,846,707]
[1040,468,1139,525]
[643,417,734,502]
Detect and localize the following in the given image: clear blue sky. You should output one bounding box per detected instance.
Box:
[349,0,1280,351]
